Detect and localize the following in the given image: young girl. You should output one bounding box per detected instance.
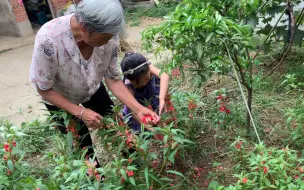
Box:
[121,53,170,132]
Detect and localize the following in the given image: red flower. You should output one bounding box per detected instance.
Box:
[242,178,248,184]
[295,175,299,179]
[298,167,304,173]
[219,106,226,112]
[95,174,101,181]
[6,169,12,176]
[3,155,7,161]
[121,177,125,183]
[141,115,154,124]
[263,166,268,174]
[3,142,9,151]
[235,141,243,149]
[125,129,130,136]
[167,105,175,113]
[155,134,164,141]
[127,170,134,177]
[225,109,230,114]
[152,161,158,168]
[128,158,132,163]
[217,95,222,100]
[188,101,197,111]
[218,146,221,150]
[193,174,197,178]
[12,141,16,147]
[217,165,223,170]
[172,68,180,77]
[87,168,94,177]
[36,188,40,190]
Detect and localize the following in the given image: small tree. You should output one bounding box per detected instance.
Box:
[142,0,256,132]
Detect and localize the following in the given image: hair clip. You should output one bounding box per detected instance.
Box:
[123,61,149,76]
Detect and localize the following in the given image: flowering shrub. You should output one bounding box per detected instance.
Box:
[0,121,49,189]
[219,140,304,189]
[95,105,195,189]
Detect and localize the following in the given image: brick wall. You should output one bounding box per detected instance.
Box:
[9,0,29,23]
[49,0,80,16]
[49,0,65,13]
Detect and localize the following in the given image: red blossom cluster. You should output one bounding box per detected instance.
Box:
[141,115,154,125]
[120,169,135,183]
[235,141,243,149]
[165,94,175,114]
[242,177,248,184]
[3,140,18,176]
[171,68,180,77]
[217,95,230,114]
[67,120,80,139]
[188,100,197,111]
[116,129,135,149]
[192,167,204,179]
[85,160,102,181]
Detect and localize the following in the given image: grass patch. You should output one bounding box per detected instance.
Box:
[125,4,177,26]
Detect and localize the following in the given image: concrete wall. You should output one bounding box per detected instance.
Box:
[0,0,20,36]
[0,0,33,37]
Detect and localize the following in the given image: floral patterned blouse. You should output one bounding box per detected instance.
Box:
[29,14,121,104]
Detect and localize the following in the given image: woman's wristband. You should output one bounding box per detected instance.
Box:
[79,107,85,120]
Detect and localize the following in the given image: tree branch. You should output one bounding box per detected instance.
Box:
[233,53,249,89]
[252,7,287,60]
[263,1,296,79]
[296,7,304,28]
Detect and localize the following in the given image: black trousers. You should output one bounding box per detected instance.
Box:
[45,83,114,167]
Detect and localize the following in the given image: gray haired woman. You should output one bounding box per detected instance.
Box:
[29,0,159,166]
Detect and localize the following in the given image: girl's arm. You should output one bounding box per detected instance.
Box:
[149,65,170,115]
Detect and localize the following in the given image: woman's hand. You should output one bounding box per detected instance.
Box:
[159,98,166,115]
[81,108,103,129]
[136,106,160,125]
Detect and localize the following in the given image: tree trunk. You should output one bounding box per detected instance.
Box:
[246,87,253,134]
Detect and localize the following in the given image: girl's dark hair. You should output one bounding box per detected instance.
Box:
[121,52,150,84]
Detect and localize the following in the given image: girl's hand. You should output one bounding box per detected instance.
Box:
[159,98,166,115]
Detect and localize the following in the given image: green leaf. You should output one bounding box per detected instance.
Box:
[73,160,83,167]
[120,169,127,180]
[206,33,213,43]
[129,177,136,186]
[168,148,179,164]
[67,131,73,149]
[145,167,149,188]
[196,42,203,59]
[126,166,138,170]
[166,170,185,178]
[163,135,168,145]
[208,180,219,190]
[7,160,14,171]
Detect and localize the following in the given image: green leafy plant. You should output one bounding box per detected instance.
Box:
[281,73,303,91]
[221,141,304,189]
[142,0,256,132]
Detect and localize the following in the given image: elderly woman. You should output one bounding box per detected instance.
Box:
[29,0,159,165]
